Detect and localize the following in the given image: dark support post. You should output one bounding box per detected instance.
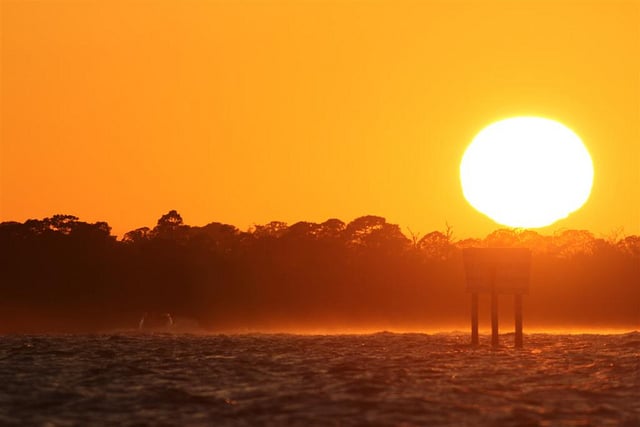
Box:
[490,267,499,347]
[491,288,499,347]
[514,293,523,348]
[463,248,530,348]
[471,293,479,346]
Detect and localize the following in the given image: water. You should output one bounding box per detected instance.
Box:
[0,332,638,426]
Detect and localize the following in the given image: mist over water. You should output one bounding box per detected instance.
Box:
[1,332,638,426]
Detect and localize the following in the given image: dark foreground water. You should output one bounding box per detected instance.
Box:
[0,332,638,426]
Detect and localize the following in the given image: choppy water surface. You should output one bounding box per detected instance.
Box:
[0,332,638,426]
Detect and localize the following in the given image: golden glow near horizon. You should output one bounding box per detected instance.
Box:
[1,1,638,237]
[460,117,594,228]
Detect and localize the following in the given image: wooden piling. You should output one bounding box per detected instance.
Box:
[491,288,499,347]
[514,293,523,348]
[462,248,531,348]
[471,293,479,346]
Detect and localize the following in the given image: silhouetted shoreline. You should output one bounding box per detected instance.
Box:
[1,211,638,333]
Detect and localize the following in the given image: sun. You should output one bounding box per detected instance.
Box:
[460,117,594,228]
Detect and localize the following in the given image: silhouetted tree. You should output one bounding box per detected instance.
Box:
[618,235,640,258]
[553,229,597,257]
[418,231,453,260]
[0,212,638,332]
[152,210,188,241]
[123,227,151,244]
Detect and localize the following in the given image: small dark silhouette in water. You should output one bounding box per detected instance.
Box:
[138,312,173,330]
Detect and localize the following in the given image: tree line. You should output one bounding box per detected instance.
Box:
[0,211,638,332]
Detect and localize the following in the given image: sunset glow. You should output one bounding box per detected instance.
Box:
[460,117,594,228]
[1,1,638,237]
[1,2,639,422]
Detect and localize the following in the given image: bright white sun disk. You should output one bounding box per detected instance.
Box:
[460,117,593,228]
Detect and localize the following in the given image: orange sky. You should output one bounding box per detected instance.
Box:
[1,0,638,238]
